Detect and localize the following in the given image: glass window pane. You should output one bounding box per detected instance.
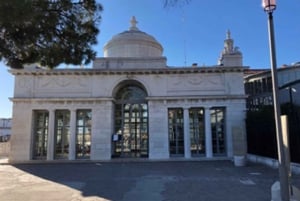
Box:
[189,108,205,156]
[168,108,184,156]
[116,86,147,101]
[76,110,92,159]
[54,110,70,159]
[113,85,148,158]
[211,107,226,155]
[32,111,49,160]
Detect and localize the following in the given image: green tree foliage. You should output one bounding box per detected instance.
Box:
[0,0,102,69]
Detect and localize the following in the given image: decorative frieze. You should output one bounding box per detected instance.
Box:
[167,74,225,93]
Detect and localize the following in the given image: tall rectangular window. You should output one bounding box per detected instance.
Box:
[189,108,205,156]
[54,110,70,159]
[32,110,49,160]
[211,107,226,155]
[76,110,92,159]
[168,108,184,156]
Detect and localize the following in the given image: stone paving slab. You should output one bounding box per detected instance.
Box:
[0,160,299,201]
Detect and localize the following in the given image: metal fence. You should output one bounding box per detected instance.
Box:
[246,104,300,163]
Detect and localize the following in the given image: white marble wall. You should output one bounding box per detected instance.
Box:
[91,101,113,160]
[225,100,247,157]
[13,70,245,99]
[148,100,169,159]
[93,57,167,69]
[10,68,246,162]
[10,102,33,162]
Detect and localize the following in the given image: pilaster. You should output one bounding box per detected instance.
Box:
[205,107,213,158]
[69,109,77,160]
[47,109,55,160]
[183,107,191,158]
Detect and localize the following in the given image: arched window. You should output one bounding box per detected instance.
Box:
[115,85,147,102]
[113,84,148,158]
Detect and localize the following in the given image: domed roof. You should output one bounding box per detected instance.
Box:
[103,16,163,58]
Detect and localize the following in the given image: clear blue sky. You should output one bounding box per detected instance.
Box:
[1,0,300,118]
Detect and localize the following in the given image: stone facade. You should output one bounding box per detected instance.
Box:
[9,17,247,162]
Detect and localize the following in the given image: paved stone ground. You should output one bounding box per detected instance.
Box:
[0,159,300,201]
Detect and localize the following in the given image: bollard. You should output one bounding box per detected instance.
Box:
[271,181,281,201]
[271,181,300,201]
[234,155,246,167]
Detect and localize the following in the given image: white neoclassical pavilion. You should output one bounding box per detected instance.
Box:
[9,17,247,162]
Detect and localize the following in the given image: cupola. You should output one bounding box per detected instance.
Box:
[103,16,163,58]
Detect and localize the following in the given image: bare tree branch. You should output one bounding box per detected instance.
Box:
[163,0,191,8]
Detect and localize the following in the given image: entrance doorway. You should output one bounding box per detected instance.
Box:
[113,85,148,158]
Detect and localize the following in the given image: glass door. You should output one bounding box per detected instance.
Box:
[113,84,148,158]
[168,108,184,156]
[211,108,226,155]
[54,110,70,159]
[114,103,148,158]
[189,108,205,156]
[32,111,49,160]
[76,110,92,159]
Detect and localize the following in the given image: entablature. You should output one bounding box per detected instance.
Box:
[9,66,247,76]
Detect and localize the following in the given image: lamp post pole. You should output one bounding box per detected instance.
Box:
[262,0,290,200]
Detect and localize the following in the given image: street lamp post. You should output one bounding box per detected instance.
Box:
[262,0,290,200]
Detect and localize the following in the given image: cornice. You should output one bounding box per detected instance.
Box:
[10,94,247,103]
[9,97,114,103]
[146,95,247,101]
[9,66,247,76]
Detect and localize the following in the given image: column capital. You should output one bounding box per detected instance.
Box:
[70,108,77,113]
[48,108,56,113]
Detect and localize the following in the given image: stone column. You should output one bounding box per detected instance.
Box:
[205,107,213,158]
[183,107,191,158]
[47,109,55,160]
[148,100,169,159]
[69,109,77,160]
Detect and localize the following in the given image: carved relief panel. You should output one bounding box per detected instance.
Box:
[15,75,34,97]
[35,75,92,97]
[167,74,225,95]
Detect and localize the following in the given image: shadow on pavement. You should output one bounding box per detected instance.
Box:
[3,160,300,201]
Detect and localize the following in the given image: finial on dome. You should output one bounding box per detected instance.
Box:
[226,29,231,39]
[130,16,139,31]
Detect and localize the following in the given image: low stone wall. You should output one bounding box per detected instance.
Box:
[0,142,10,157]
[247,154,300,175]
